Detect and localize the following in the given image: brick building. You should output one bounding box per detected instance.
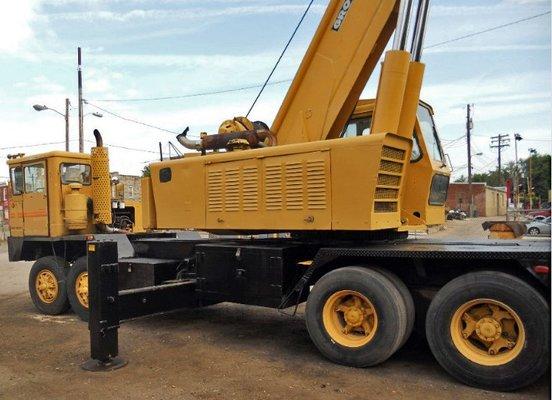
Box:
[446,183,507,217]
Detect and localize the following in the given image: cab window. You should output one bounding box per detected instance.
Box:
[61,163,91,185]
[10,166,24,195]
[341,116,422,161]
[418,105,444,162]
[24,163,46,193]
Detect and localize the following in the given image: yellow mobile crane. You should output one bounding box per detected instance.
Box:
[8,0,549,391]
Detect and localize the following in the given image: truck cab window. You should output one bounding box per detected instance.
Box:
[61,163,91,185]
[10,166,24,195]
[417,105,444,163]
[341,116,422,162]
[24,163,46,193]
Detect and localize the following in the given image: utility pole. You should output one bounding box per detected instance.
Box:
[65,98,70,152]
[466,104,474,217]
[490,134,510,186]
[528,148,537,209]
[513,133,522,219]
[78,47,84,153]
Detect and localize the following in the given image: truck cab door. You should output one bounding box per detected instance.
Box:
[22,161,49,236]
[8,165,24,236]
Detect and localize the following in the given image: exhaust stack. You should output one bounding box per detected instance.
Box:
[91,129,112,226]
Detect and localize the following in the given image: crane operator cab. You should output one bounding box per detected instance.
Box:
[342,99,450,228]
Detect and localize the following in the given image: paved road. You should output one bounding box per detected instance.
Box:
[0,222,548,400]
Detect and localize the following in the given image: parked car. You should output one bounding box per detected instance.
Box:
[526,217,551,236]
[447,208,467,220]
[527,207,551,219]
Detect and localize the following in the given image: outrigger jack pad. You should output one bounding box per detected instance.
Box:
[81,356,127,372]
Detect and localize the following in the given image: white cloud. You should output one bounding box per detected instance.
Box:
[45,4,326,22]
[0,1,38,53]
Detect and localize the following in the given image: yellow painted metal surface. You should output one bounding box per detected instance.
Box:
[141,177,156,230]
[91,146,112,225]
[450,298,525,366]
[272,0,398,144]
[148,132,410,232]
[370,50,411,137]
[322,290,378,348]
[63,183,88,230]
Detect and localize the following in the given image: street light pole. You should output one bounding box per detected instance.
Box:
[528,148,537,210]
[78,47,84,153]
[514,134,522,219]
[65,98,70,151]
[466,104,476,217]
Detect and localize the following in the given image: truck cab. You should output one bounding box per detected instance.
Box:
[344,99,449,227]
[8,151,94,238]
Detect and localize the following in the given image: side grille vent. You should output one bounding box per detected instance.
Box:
[374,145,405,213]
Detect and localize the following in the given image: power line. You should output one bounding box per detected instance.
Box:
[85,101,181,135]
[0,141,66,150]
[424,11,551,49]
[246,0,314,117]
[92,79,292,103]
[87,11,551,104]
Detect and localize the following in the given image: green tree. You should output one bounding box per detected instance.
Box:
[141,165,151,177]
[520,152,551,203]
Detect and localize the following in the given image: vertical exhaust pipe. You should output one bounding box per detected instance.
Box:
[392,0,414,51]
[410,0,431,61]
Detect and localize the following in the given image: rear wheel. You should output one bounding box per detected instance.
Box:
[528,227,540,236]
[305,267,408,367]
[67,257,89,321]
[28,256,70,315]
[371,267,415,349]
[426,271,549,391]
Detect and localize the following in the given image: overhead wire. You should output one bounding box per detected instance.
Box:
[245,0,314,117]
[87,11,551,104]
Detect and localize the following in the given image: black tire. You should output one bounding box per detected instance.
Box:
[370,267,415,349]
[28,256,70,315]
[67,257,89,321]
[528,227,540,236]
[305,267,408,367]
[426,271,550,391]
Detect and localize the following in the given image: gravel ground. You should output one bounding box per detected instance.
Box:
[0,220,549,400]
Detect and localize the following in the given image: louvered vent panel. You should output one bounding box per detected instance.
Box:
[224,168,240,212]
[242,166,258,211]
[377,174,401,187]
[381,146,405,161]
[306,159,327,210]
[374,202,398,212]
[207,169,223,212]
[375,188,399,199]
[285,162,303,210]
[265,164,283,211]
[375,146,405,213]
[379,159,403,174]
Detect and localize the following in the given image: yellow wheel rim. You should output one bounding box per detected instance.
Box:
[35,269,59,304]
[322,290,378,348]
[75,271,89,309]
[450,298,525,366]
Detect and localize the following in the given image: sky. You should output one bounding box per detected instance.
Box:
[0,0,550,182]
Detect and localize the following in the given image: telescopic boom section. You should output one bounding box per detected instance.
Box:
[271,0,400,145]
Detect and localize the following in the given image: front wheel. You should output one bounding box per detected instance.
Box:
[28,256,70,315]
[528,227,540,236]
[67,257,89,321]
[305,267,409,367]
[426,271,550,391]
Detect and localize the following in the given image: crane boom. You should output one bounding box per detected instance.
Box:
[271,0,399,145]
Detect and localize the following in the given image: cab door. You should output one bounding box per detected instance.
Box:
[22,161,49,236]
[8,165,24,236]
